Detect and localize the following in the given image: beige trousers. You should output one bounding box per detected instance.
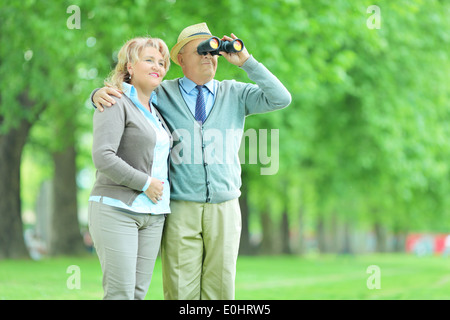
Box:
[161,199,241,300]
[88,200,165,300]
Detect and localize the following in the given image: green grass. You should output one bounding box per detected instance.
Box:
[1,253,449,300]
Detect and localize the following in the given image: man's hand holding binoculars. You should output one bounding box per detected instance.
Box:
[219,33,250,67]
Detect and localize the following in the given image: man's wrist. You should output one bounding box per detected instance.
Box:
[240,54,257,70]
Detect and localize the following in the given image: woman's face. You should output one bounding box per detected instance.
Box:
[128,46,166,92]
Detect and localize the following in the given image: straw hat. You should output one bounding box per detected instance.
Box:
[170,22,214,65]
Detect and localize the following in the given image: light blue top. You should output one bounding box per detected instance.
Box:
[89,82,170,214]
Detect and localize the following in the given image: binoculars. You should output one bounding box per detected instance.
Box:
[197,36,244,56]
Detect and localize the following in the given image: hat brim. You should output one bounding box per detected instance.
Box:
[170,34,213,66]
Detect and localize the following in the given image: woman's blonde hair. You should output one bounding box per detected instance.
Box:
[105,37,170,91]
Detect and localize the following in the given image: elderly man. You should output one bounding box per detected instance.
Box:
[92,22,291,300]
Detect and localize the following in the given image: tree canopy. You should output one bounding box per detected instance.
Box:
[0,0,449,258]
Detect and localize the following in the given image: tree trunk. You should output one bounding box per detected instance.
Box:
[316,213,326,254]
[0,120,32,259]
[49,144,85,256]
[261,211,276,254]
[330,211,338,253]
[238,172,256,255]
[341,222,352,254]
[374,222,387,252]
[297,207,306,255]
[281,211,291,254]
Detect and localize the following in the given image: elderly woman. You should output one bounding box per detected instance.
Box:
[88,37,172,300]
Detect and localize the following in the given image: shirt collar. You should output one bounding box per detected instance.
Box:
[180,77,215,95]
[122,82,157,105]
[122,82,135,99]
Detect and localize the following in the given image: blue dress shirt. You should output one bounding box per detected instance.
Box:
[178,77,217,119]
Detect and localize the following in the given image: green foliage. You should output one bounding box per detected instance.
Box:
[1,0,449,240]
[239,0,450,233]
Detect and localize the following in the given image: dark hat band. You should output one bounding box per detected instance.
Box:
[189,32,211,37]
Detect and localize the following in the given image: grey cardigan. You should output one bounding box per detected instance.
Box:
[90,94,173,206]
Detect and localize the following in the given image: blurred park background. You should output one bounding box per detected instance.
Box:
[1,0,449,299]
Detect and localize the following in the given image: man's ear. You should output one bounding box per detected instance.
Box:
[177,54,184,67]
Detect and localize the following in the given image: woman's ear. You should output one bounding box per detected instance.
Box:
[127,62,133,77]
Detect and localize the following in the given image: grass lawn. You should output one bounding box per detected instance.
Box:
[0,253,449,300]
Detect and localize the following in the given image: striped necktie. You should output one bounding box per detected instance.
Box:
[195,85,206,123]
